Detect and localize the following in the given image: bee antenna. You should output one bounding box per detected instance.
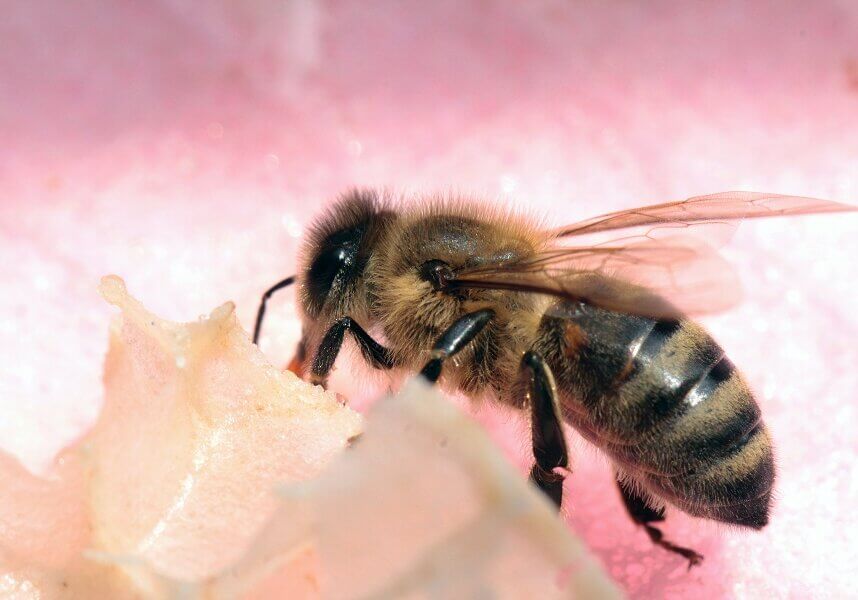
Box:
[253,276,296,345]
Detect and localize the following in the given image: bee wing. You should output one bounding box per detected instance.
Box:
[553,191,855,239]
[448,235,741,319]
[447,193,854,319]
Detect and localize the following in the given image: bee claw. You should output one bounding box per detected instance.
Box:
[642,524,704,568]
[685,551,704,570]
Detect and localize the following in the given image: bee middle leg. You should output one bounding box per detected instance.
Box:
[518,351,569,508]
[418,309,495,382]
[310,317,396,387]
[616,477,704,569]
[416,315,570,508]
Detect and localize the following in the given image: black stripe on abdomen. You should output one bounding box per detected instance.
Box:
[676,356,763,467]
[633,319,682,366]
[649,425,775,529]
[610,320,725,436]
[559,305,660,406]
[632,321,724,431]
[683,355,735,409]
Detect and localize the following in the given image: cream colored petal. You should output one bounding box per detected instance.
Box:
[204,380,621,600]
[2,277,619,599]
[89,276,361,582]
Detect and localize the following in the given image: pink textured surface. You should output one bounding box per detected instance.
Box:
[1,1,856,597]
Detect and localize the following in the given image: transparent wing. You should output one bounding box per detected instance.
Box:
[445,192,854,319]
[553,191,855,239]
[447,235,740,319]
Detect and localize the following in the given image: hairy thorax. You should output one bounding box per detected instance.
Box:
[366,208,549,396]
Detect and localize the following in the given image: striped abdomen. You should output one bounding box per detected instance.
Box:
[534,302,775,528]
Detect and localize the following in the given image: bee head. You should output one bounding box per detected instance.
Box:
[298,189,391,321]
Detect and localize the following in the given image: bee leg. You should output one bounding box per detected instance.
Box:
[519,351,568,508]
[310,317,396,388]
[252,276,296,345]
[616,477,704,569]
[418,309,495,383]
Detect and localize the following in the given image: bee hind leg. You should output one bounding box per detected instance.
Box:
[616,477,704,569]
[518,351,569,508]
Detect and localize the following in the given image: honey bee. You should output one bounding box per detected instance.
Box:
[253,189,854,567]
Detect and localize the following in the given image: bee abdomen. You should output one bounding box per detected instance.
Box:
[541,303,775,528]
[642,418,775,528]
[617,322,775,527]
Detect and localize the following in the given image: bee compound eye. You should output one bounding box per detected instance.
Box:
[310,245,348,281]
[306,241,356,310]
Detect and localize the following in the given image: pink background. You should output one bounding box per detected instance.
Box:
[1,1,856,597]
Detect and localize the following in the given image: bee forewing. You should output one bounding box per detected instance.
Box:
[554,192,856,239]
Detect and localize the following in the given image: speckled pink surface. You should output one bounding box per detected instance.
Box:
[1,1,856,597]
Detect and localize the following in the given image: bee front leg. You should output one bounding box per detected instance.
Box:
[615,477,704,569]
[310,317,396,388]
[519,351,569,508]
